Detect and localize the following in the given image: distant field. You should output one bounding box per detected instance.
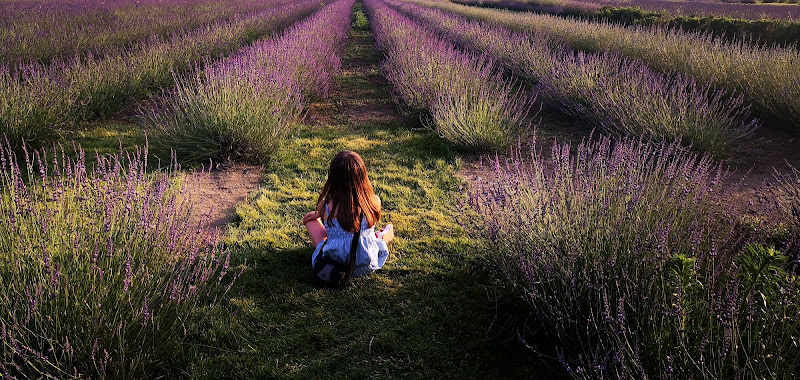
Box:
[0,0,302,66]
[459,0,800,19]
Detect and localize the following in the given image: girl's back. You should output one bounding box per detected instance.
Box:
[303,150,394,279]
[313,202,388,277]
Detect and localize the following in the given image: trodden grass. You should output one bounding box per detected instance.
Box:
[184,10,541,379]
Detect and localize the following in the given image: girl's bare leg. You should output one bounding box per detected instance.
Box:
[304,211,327,246]
[378,223,394,244]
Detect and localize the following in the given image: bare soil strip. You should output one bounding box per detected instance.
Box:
[187,164,265,228]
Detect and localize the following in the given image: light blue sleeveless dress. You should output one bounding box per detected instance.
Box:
[311,204,390,277]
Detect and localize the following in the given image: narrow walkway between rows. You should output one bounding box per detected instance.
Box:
[188,11,539,378]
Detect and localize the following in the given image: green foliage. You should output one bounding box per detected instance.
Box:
[464,134,800,377]
[0,144,235,378]
[595,5,664,25]
[591,6,800,49]
[736,244,787,307]
[460,0,800,47]
[352,2,371,30]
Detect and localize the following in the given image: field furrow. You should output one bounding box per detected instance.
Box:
[407,0,800,135]
[389,0,758,157]
[141,0,355,163]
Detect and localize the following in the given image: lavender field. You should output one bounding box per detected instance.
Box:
[0,0,303,65]
[459,0,800,20]
[1,0,799,378]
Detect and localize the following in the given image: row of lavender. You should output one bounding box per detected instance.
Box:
[414,0,800,135]
[364,0,533,151]
[0,144,236,378]
[389,0,757,157]
[0,0,325,150]
[0,1,355,377]
[0,0,294,66]
[142,0,355,162]
[465,135,800,378]
[457,0,800,21]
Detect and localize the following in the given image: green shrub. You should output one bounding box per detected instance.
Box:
[0,143,238,378]
[465,136,800,377]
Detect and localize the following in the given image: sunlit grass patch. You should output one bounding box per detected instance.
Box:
[61,121,146,157]
[228,121,466,253]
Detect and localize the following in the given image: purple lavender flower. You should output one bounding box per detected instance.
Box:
[1,137,242,377]
[124,255,132,293]
[460,131,794,377]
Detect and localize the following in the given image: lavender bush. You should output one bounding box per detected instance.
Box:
[411,0,800,134]
[389,0,758,157]
[762,165,800,261]
[465,136,800,377]
[0,141,240,378]
[536,51,758,157]
[0,0,324,149]
[0,65,70,149]
[430,79,533,151]
[141,0,354,163]
[0,0,294,66]
[366,0,534,152]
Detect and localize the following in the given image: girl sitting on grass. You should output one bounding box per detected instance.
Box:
[303,150,394,277]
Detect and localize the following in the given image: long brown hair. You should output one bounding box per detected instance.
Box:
[316,151,380,233]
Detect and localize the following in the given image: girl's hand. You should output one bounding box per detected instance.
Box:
[303,211,320,224]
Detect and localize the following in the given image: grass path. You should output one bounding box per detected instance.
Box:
[188,14,539,379]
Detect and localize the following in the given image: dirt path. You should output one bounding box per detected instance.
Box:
[728,127,800,206]
[305,26,399,127]
[186,164,264,228]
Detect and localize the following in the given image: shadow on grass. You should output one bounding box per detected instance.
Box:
[192,241,547,379]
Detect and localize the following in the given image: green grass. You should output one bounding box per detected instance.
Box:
[184,20,541,379]
[61,121,146,156]
[352,1,371,30]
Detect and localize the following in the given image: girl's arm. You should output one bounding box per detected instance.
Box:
[302,210,321,224]
[303,199,328,224]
